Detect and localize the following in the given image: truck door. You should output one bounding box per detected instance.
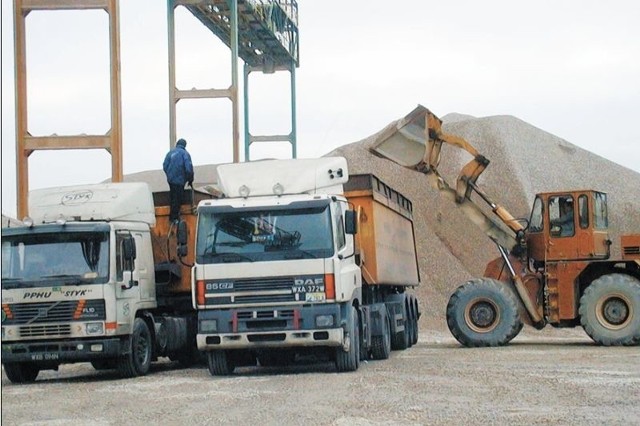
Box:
[333,202,361,301]
[115,231,141,322]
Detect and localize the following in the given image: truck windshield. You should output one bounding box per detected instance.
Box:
[196,204,334,264]
[1,231,109,287]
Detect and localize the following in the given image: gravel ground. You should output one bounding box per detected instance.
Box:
[3,328,639,426]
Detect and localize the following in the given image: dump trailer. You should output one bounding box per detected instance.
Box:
[370,105,640,347]
[193,157,420,375]
[1,183,205,383]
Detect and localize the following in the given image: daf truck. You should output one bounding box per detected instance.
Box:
[193,157,421,374]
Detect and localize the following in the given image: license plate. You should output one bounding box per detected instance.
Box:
[305,292,326,302]
[31,353,59,361]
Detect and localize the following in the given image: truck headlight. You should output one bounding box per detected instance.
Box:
[86,322,104,335]
[200,319,217,333]
[315,315,334,328]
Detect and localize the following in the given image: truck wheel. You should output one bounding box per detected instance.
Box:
[391,303,410,350]
[3,363,40,384]
[371,315,391,360]
[446,278,523,347]
[207,351,235,376]
[118,318,153,378]
[579,274,640,346]
[335,306,360,372]
[410,297,419,345]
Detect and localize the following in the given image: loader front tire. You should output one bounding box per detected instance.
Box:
[579,273,640,346]
[446,278,523,347]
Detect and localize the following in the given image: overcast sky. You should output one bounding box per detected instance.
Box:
[2,0,640,217]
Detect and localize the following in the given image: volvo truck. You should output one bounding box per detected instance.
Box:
[1,182,204,382]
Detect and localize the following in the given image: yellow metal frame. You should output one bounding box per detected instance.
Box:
[13,0,123,218]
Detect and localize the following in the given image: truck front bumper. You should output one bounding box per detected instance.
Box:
[1,337,125,364]
[197,304,347,350]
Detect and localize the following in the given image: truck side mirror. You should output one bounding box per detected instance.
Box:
[345,210,358,235]
[123,236,137,263]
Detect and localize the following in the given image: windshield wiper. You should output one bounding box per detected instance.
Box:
[1,278,24,289]
[211,253,254,263]
[40,274,85,285]
[283,249,318,259]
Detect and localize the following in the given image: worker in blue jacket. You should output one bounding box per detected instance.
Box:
[163,138,194,223]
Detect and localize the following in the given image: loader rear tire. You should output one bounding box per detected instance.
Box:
[446,278,523,347]
[579,273,640,346]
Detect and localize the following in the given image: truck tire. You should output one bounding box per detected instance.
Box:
[3,363,40,384]
[118,318,153,378]
[371,315,391,360]
[335,306,360,372]
[579,273,640,346]
[207,350,235,376]
[411,296,419,345]
[391,303,410,351]
[446,278,523,347]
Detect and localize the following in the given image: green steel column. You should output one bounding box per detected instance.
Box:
[290,63,297,158]
[243,63,251,161]
[229,0,240,163]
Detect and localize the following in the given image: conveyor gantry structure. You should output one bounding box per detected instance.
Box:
[169,0,300,162]
[11,0,300,218]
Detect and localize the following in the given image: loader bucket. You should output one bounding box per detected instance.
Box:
[369,105,431,169]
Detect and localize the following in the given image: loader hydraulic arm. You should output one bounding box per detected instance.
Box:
[370,105,524,251]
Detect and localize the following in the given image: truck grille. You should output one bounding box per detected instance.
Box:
[20,324,72,337]
[3,300,106,325]
[203,275,323,307]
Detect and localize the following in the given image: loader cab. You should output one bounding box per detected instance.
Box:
[526,190,610,262]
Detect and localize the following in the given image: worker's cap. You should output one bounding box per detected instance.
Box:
[176,138,187,147]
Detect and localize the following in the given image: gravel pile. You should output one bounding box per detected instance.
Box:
[328,110,640,330]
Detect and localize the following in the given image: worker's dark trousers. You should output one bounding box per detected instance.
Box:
[169,183,184,222]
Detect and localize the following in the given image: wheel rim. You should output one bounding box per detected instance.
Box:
[464,297,500,333]
[135,330,151,366]
[596,293,633,330]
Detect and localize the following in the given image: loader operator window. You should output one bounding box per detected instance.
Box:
[529,197,543,232]
[579,195,589,229]
[549,196,574,237]
[593,192,608,230]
